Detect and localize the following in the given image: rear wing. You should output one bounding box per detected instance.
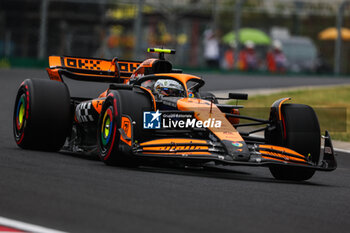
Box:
[47,56,141,83]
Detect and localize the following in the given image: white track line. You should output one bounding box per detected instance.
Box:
[334,148,350,154]
[0,216,67,233]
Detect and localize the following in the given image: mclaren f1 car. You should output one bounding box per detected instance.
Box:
[13,48,337,181]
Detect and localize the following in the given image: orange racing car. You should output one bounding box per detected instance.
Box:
[13,48,336,181]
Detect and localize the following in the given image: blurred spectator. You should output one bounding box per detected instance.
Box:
[203,29,220,68]
[266,40,287,73]
[223,42,236,70]
[239,41,258,71]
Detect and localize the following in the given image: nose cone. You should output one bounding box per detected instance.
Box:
[176,98,251,161]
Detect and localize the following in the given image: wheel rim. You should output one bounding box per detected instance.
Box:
[100,107,113,150]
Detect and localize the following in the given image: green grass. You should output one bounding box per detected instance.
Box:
[228,86,350,142]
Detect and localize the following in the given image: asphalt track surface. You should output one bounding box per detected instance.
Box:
[1,69,350,233]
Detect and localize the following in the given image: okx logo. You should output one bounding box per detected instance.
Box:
[143,110,162,129]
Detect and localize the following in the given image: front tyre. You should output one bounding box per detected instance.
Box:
[97,94,123,165]
[97,89,153,166]
[266,104,321,181]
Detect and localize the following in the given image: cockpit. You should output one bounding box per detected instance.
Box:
[137,75,204,100]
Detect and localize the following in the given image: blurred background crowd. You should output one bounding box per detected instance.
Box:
[0,0,350,74]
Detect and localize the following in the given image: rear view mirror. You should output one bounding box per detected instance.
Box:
[229,93,248,100]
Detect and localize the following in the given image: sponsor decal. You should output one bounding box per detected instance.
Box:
[65,58,101,70]
[157,145,204,151]
[143,110,161,129]
[76,102,94,123]
[143,110,222,129]
[232,142,243,147]
[62,57,141,73]
[118,61,139,73]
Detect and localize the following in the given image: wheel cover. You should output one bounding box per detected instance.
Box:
[16,95,26,131]
[100,107,113,149]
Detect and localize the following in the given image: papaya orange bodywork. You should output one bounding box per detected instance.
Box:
[48,56,142,83]
[91,99,105,114]
[177,98,244,142]
[49,56,116,72]
[259,144,306,158]
[46,68,62,82]
[120,116,132,146]
[98,90,108,98]
[140,138,211,155]
[278,98,291,120]
[140,138,208,146]
[130,59,158,79]
[49,56,62,68]
[261,151,307,163]
[259,145,308,163]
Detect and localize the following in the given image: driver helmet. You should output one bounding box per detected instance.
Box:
[154,79,184,97]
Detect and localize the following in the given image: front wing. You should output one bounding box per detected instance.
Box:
[131,133,336,172]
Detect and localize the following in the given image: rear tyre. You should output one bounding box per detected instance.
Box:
[266,104,320,181]
[97,89,152,166]
[13,79,71,151]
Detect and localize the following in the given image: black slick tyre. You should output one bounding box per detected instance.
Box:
[13,79,71,151]
[267,104,321,181]
[97,89,152,166]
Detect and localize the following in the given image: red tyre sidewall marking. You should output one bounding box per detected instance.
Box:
[104,94,118,160]
[281,114,287,140]
[0,225,24,232]
[16,85,29,145]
